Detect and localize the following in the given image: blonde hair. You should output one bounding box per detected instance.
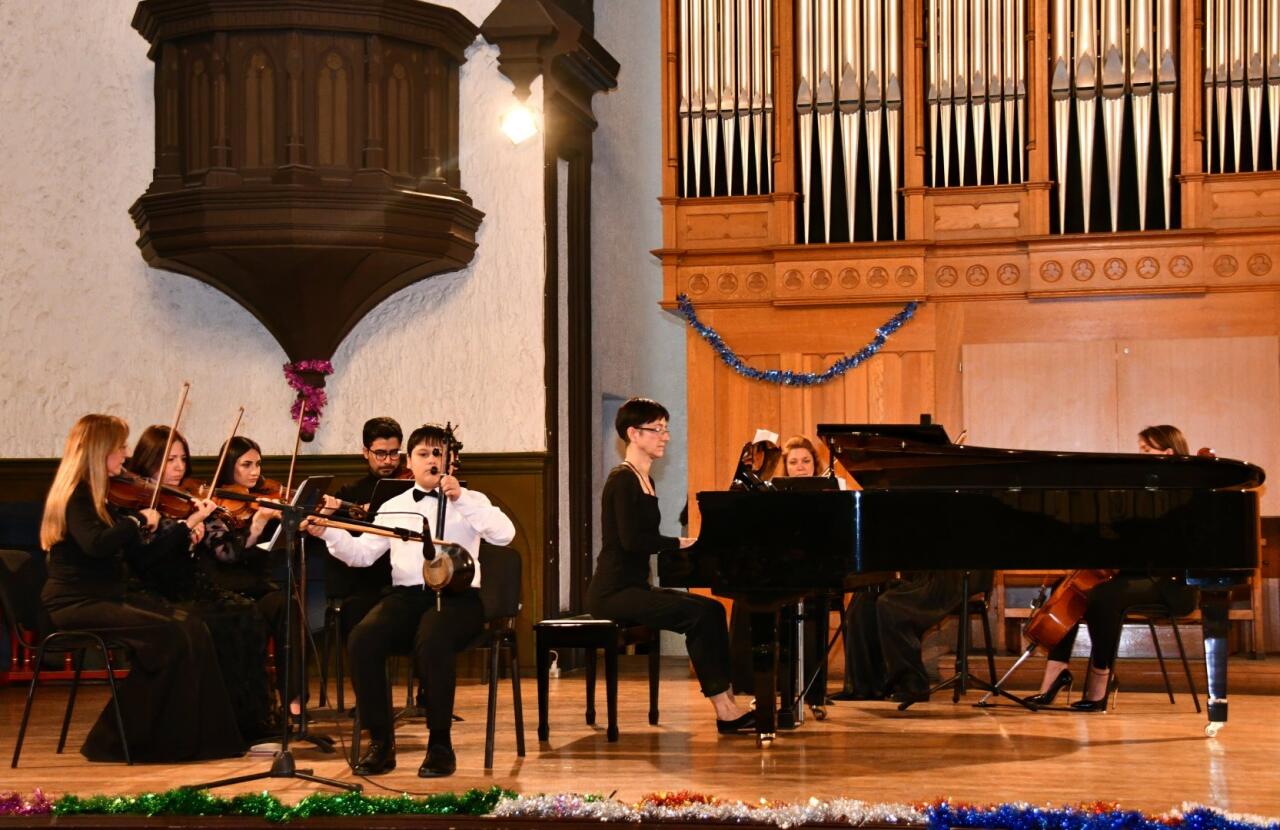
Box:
[780,436,822,476]
[40,414,129,550]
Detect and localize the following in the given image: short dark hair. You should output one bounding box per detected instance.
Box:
[362,417,402,448]
[406,423,450,454]
[615,397,670,442]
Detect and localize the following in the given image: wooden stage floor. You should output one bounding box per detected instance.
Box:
[3,656,1279,817]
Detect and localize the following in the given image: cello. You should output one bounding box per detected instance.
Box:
[978,569,1119,709]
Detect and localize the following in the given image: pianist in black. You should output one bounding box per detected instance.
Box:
[1029,425,1200,711]
[585,397,755,733]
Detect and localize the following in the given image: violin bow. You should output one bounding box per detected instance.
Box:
[207,406,245,496]
[149,381,191,512]
[284,400,306,499]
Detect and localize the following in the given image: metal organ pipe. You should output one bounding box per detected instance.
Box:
[678,0,773,197]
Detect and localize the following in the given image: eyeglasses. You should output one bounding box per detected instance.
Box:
[368,449,402,461]
[635,426,671,436]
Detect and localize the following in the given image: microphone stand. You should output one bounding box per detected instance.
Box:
[186,406,357,793]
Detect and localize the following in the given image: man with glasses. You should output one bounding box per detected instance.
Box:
[325,418,402,661]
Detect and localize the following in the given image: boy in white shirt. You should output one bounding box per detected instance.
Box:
[308,424,514,778]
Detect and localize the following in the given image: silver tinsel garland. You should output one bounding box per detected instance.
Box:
[492,793,927,828]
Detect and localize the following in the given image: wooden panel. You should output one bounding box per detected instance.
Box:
[1116,336,1280,513]
[961,341,1119,452]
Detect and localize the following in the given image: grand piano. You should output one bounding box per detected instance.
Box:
[659,423,1264,745]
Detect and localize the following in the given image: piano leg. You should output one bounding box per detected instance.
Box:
[749,608,780,747]
[1199,588,1230,737]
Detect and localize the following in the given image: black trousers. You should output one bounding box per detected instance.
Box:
[1046,573,1198,670]
[347,587,485,745]
[46,593,245,762]
[585,585,732,698]
[843,572,982,696]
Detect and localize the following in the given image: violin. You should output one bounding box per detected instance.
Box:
[197,476,370,525]
[1022,569,1120,648]
[108,471,205,521]
[173,475,281,527]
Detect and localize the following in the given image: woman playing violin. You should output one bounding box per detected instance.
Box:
[1029,425,1199,711]
[202,435,300,714]
[123,425,278,739]
[40,414,244,762]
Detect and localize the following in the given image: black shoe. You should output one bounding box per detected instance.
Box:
[715,710,756,735]
[891,688,930,707]
[1069,675,1118,712]
[418,744,457,777]
[1026,669,1075,707]
[352,740,396,775]
[830,689,885,702]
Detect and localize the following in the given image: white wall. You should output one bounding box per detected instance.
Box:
[0,0,546,457]
[592,3,689,648]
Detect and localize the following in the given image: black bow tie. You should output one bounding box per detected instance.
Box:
[412,488,439,502]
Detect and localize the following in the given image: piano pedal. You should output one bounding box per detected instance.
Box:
[809,705,827,721]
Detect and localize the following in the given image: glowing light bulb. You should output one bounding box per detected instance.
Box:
[501,104,537,144]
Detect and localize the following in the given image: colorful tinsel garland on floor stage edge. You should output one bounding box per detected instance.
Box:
[1,788,1278,830]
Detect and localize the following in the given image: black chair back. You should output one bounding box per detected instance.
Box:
[0,549,51,641]
[478,544,521,622]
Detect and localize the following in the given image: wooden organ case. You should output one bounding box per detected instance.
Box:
[660,0,1280,651]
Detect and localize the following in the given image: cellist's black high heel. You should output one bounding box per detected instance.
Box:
[1069,673,1118,712]
[1025,669,1074,706]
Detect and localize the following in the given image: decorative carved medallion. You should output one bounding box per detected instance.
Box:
[966,264,989,286]
[1040,260,1063,283]
[1169,255,1193,277]
[1104,258,1127,280]
[717,273,739,294]
[1214,255,1239,277]
[895,265,918,287]
[810,268,832,289]
[687,273,710,294]
[1248,253,1273,276]
[996,263,1020,285]
[1137,256,1159,279]
[935,265,958,287]
[839,267,861,288]
[867,267,889,288]
[1072,259,1095,281]
[783,269,804,290]
[746,271,768,292]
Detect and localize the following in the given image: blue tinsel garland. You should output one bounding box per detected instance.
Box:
[675,293,919,386]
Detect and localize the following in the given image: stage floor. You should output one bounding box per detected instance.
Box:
[3,657,1279,817]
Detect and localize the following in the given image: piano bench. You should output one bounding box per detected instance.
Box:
[534,617,660,742]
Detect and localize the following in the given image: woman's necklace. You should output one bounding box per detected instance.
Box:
[622,460,655,496]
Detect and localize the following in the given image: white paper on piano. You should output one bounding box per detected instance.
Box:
[752,428,780,445]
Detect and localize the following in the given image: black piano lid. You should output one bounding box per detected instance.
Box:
[816,423,1266,491]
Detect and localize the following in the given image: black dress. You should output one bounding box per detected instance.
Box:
[41,485,245,762]
[128,517,276,741]
[198,520,298,707]
[585,465,733,698]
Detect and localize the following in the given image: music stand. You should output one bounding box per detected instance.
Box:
[185,476,359,792]
[369,477,414,514]
[897,571,1037,712]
